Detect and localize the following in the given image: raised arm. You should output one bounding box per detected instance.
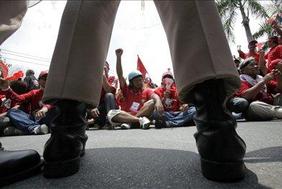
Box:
[115,48,126,88]
[102,73,116,94]
[241,70,279,100]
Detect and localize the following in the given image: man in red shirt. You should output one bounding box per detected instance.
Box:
[153,71,196,128]
[264,36,282,70]
[236,58,282,120]
[238,40,270,75]
[1,71,52,135]
[238,40,260,63]
[107,49,164,129]
[154,70,179,112]
[258,36,282,91]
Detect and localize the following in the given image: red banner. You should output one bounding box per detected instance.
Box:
[137,55,149,79]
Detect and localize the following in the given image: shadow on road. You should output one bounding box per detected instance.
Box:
[5,147,272,189]
[245,146,282,163]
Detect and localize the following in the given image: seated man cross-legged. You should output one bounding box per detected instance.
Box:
[107,49,164,129]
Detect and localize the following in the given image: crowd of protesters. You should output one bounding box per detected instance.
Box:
[230,19,282,121]
[0,70,52,136]
[0,46,198,136]
[0,20,282,136]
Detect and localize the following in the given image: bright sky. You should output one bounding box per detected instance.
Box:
[0,1,269,85]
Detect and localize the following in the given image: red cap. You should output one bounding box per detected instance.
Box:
[38,70,48,79]
[162,68,173,79]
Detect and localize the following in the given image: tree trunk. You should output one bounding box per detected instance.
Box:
[239,4,253,42]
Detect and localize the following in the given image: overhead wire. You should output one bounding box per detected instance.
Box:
[0,48,50,62]
[3,57,49,67]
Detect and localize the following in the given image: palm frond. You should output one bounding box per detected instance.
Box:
[222,7,238,42]
[216,0,240,16]
[252,23,273,39]
[247,0,269,19]
[216,0,232,16]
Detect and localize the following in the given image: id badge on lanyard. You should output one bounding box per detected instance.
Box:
[129,102,140,113]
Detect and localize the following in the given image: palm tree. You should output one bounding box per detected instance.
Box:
[253,0,282,39]
[216,0,268,43]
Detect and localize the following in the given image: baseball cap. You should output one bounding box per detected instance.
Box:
[239,57,255,70]
[38,70,48,80]
[128,70,142,81]
[162,68,174,79]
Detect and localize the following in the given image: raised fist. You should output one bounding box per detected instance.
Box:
[115,48,123,56]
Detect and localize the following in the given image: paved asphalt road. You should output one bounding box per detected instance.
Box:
[1,120,282,189]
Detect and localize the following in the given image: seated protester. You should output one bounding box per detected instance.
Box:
[264,59,282,95]
[106,48,164,129]
[259,36,282,90]
[153,70,196,128]
[87,61,118,129]
[238,40,260,63]
[0,71,52,135]
[144,77,158,89]
[10,79,29,94]
[0,94,14,135]
[0,79,29,135]
[235,58,282,121]
[264,36,282,69]
[23,69,39,91]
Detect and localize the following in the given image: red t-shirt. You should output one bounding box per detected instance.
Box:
[119,84,153,115]
[239,51,259,63]
[99,77,116,104]
[154,86,180,112]
[265,45,282,70]
[2,88,52,114]
[235,80,274,104]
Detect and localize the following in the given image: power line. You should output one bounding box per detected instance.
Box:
[0,48,50,62]
[1,52,50,63]
[3,57,49,67]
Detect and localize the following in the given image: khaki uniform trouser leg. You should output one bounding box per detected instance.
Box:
[43,1,121,106]
[41,0,240,106]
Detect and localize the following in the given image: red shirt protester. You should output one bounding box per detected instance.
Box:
[119,84,153,115]
[99,76,117,104]
[235,80,274,105]
[1,88,52,115]
[0,94,17,114]
[265,45,282,70]
[154,86,180,112]
[239,51,260,63]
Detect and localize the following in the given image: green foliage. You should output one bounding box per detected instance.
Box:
[216,0,268,43]
[252,23,273,39]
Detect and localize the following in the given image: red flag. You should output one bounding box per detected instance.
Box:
[137,55,149,79]
[5,70,24,81]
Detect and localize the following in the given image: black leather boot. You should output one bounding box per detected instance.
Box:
[0,142,43,186]
[192,79,246,182]
[43,100,88,178]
